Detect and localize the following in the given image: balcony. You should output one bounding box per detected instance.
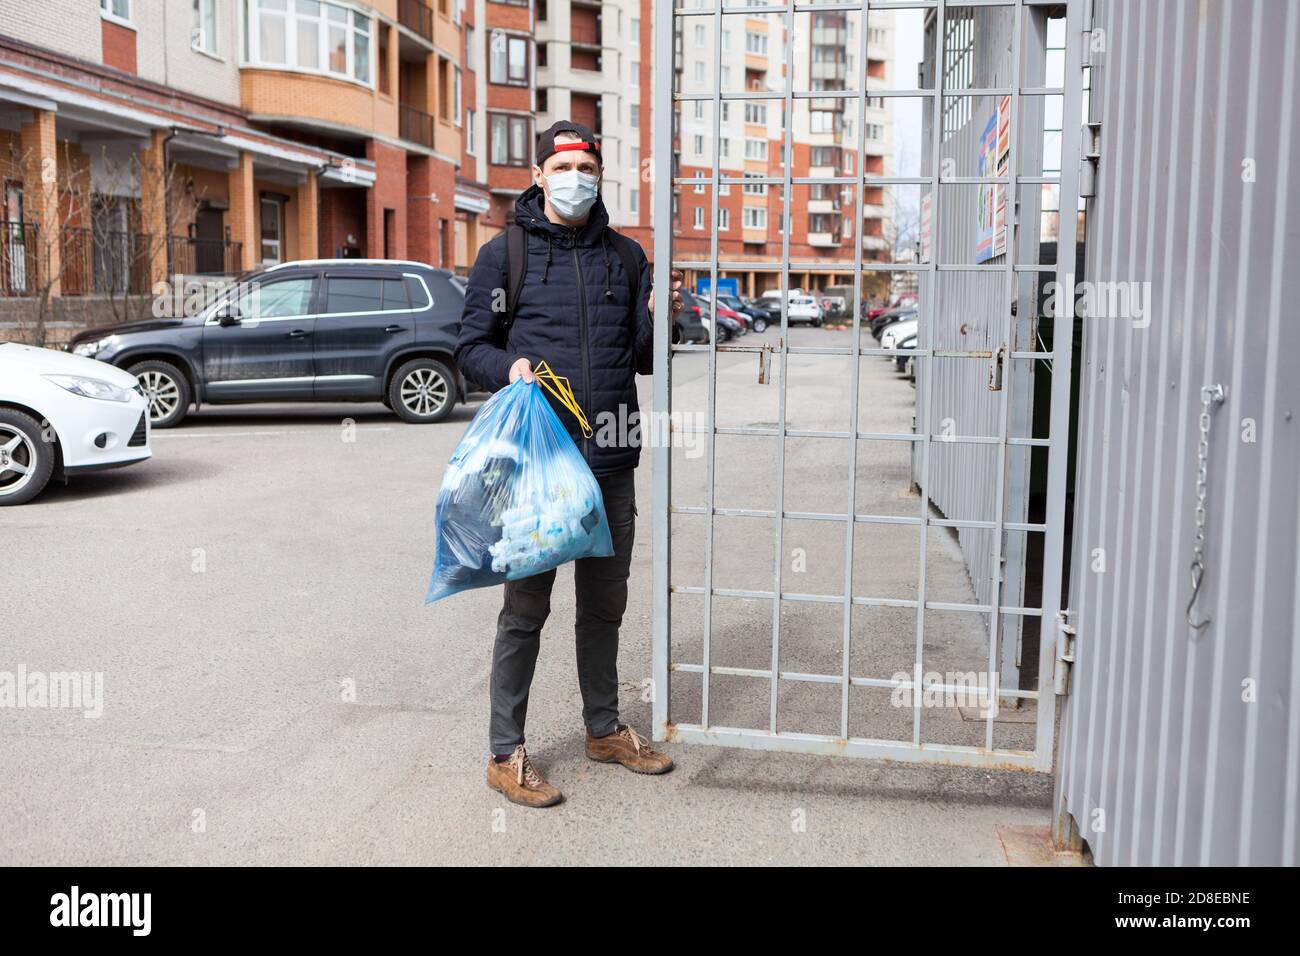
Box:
[807,232,840,248]
[168,235,243,277]
[398,0,434,43]
[400,103,437,149]
[60,228,154,297]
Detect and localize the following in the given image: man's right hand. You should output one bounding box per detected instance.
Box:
[509,357,535,383]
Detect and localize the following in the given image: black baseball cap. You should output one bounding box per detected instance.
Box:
[534,120,603,168]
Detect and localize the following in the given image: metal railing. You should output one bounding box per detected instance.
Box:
[397,0,433,42]
[400,103,437,148]
[0,220,40,297]
[168,235,242,276]
[61,227,155,296]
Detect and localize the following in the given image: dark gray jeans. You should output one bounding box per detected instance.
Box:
[489,469,636,754]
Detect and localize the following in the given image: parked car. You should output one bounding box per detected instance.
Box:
[714,293,767,329]
[871,307,917,341]
[0,342,152,505]
[696,293,750,333]
[756,291,824,327]
[714,311,745,341]
[67,259,467,428]
[673,292,710,345]
[895,332,918,373]
[880,318,918,352]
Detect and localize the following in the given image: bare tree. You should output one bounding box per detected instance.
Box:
[1,141,77,346]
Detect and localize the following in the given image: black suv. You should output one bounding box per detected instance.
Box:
[68,260,467,427]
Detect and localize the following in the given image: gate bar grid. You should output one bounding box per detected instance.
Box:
[768,0,798,734]
[911,0,946,747]
[653,0,1082,770]
[838,0,873,740]
[981,0,1024,750]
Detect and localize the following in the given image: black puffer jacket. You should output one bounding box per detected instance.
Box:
[455,186,652,476]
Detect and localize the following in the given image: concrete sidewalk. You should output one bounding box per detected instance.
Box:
[0,328,1052,865]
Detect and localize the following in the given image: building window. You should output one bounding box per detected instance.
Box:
[942,9,975,139]
[466,108,476,154]
[810,145,840,168]
[745,30,767,55]
[259,195,284,263]
[490,113,531,166]
[453,66,462,125]
[718,138,729,158]
[537,0,547,21]
[629,188,638,214]
[630,104,639,129]
[489,31,529,86]
[192,0,217,52]
[742,172,767,196]
[809,213,838,234]
[465,25,475,70]
[717,207,729,231]
[693,134,703,157]
[744,102,767,125]
[693,206,704,230]
[744,138,767,161]
[630,60,638,85]
[694,24,704,47]
[743,206,767,230]
[246,0,373,86]
[537,42,547,68]
[100,0,131,24]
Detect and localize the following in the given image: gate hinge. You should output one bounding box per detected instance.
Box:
[1080,121,1101,198]
[1054,609,1077,696]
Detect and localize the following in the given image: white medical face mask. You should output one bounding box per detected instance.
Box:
[545,169,599,220]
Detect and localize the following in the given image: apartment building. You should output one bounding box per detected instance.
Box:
[670,6,896,297]
[0,0,468,334]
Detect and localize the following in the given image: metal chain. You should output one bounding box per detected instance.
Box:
[1186,383,1225,634]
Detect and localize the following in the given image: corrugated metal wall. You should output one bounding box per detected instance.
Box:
[1058,0,1300,866]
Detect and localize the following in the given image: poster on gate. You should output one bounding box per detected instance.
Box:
[975,96,1012,263]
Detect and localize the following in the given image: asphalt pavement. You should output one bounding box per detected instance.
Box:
[0,327,1053,865]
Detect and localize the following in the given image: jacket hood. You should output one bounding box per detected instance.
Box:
[514,183,610,245]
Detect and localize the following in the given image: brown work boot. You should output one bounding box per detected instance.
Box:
[486,745,563,808]
[585,725,675,775]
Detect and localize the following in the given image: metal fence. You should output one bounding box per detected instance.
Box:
[651,0,1084,771]
[167,235,242,277]
[60,227,155,296]
[0,220,40,297]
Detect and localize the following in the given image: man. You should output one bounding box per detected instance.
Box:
[455,121,676,808]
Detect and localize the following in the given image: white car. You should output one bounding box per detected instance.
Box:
[880,318,919,351]
[0,342,152,505]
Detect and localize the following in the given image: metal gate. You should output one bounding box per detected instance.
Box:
[650,0,1085,771]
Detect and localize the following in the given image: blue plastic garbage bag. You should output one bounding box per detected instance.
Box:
[425,377,614,603]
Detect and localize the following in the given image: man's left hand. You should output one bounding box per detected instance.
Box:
[648,269,685,317]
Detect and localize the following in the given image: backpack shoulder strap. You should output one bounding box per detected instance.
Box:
[605,227,642,311]
[499,224,528,345]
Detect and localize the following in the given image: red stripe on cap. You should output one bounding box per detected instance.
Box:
[553,141,598,153]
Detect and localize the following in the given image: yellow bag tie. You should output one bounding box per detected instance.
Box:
[532,360,594,439]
